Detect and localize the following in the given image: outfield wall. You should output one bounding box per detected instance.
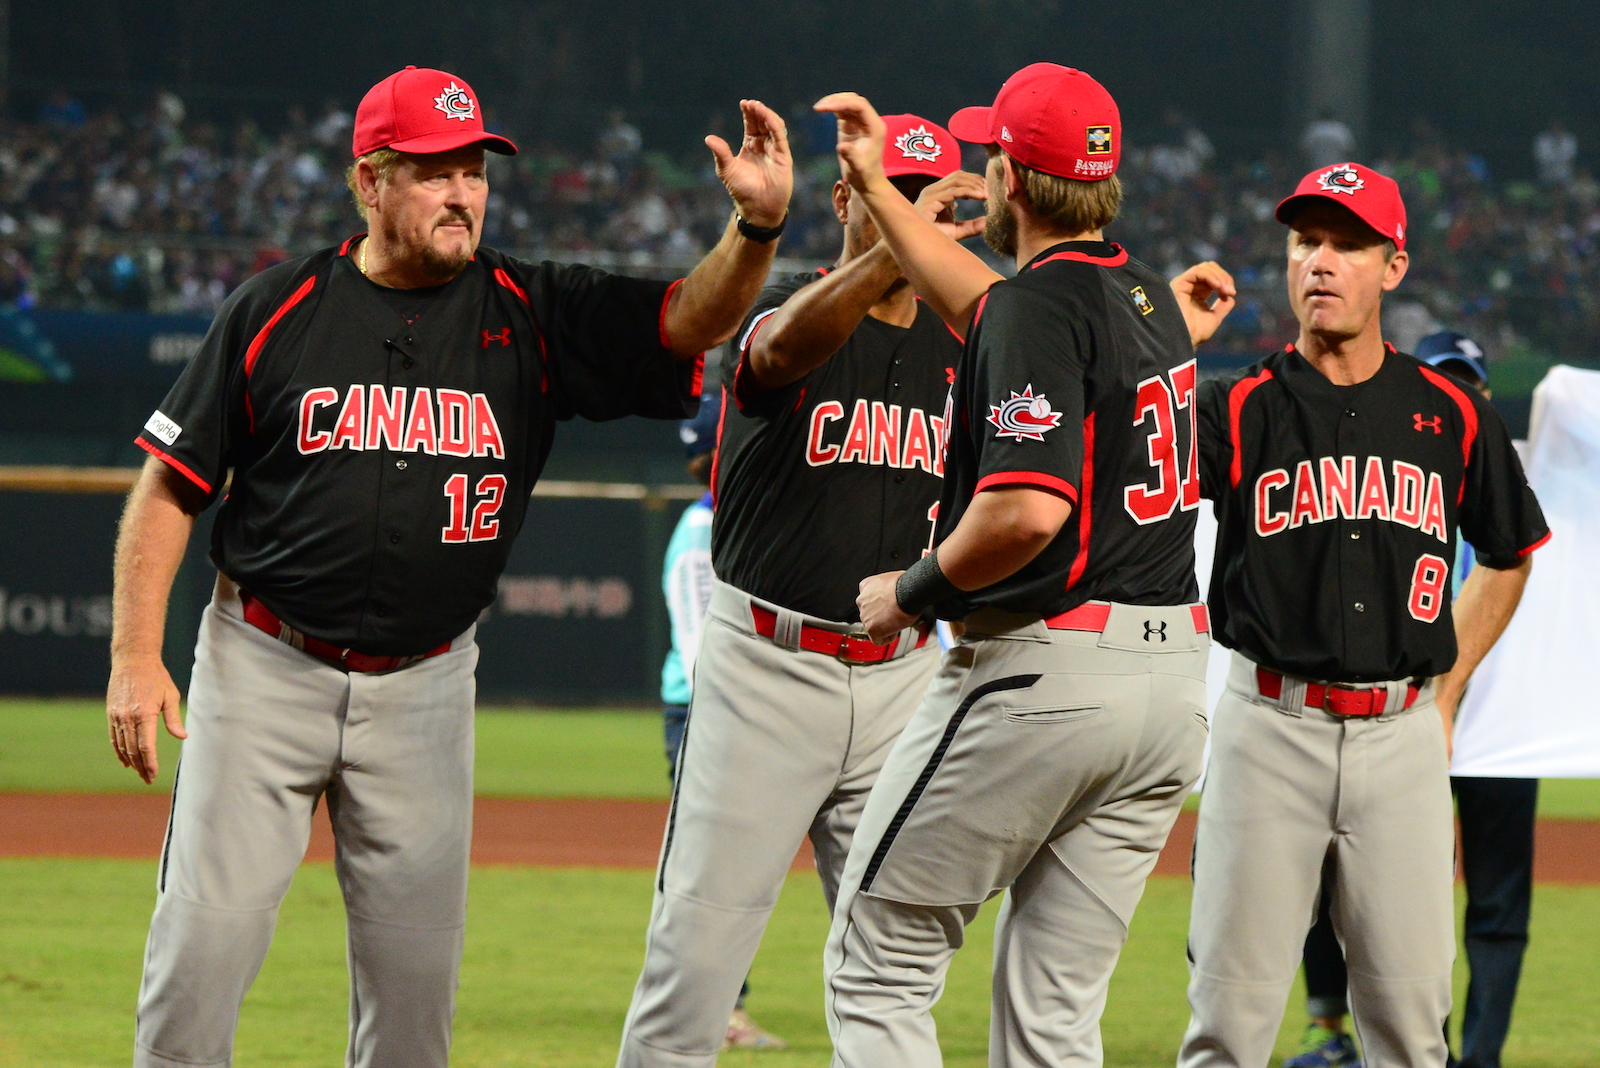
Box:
[0,471,695,704]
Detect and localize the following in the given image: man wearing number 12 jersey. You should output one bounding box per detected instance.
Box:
[1178,164,1549,1068]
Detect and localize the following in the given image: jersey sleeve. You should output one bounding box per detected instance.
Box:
[132,279,266,504]
[719,273,814,418]
[1457,394,1550,569]
[967,283,1088,503]
[532,261,702,421]
[1195,377,1232,502]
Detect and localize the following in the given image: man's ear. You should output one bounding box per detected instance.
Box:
[356,159,382,214]
[1381,248,1410,292]
[999,154,1025,203]
[832,180,851,226]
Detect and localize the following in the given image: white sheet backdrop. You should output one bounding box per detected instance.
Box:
[1450,365,1600,777]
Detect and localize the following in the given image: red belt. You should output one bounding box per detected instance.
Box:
[1043,601,1211,635]
[749,605,930,664]
[1256,667,1420,718]
[240,591,451,673]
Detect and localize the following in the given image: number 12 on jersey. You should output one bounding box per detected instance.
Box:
[1124,359,1200,525]
[442,473,507,543]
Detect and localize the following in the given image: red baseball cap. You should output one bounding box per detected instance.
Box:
[352,66,518,159]
[947,63,1120,181]
[880,114,961,180]
[1275,163,1406,250]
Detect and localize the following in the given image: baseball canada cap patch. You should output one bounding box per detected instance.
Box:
[881,114,961,180]
[1275,162,1406,250]
[947,63,1120,181]
[353,66,518,159]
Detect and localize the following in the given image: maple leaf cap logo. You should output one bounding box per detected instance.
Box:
[433,81,476,122]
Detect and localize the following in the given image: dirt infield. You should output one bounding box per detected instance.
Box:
[3,793,1598,884]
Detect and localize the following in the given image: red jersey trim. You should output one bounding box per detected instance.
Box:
[729,310,778,415]
[1417,366,1479,502]
[1029,243,1129,270]
[244,275,317,380]
[338,233,362,256]
[709,383,730,510]
[1065,413,1095,589]
[1227,368,1275,488]
[659,278,686,351]
[492,267,528,304]
[688,351,705,401]
[971,291,991,329]
[135,437,213,495]
[1518,530,1552,557]
[975,470,1078,503]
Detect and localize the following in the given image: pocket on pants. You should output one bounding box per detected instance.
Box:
[1005,703,1103,725]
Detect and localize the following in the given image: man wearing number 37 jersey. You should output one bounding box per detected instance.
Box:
[1178,164,1548,1068]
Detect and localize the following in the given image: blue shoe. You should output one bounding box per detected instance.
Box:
[1284,1025,1362,1068]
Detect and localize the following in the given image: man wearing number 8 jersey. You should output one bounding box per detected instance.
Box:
[1178,164,1549,1068]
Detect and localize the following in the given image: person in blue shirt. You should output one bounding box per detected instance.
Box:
[1287,331,1538,1068]
[659,389,785,1052]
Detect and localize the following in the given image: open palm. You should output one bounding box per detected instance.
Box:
[706,99,793,228]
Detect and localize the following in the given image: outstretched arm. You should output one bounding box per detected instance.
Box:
[661,100,794,358]
[1435,556,1532,754]
[107,456,204,783]
[815,92,1001,338]
[748,172,987,389]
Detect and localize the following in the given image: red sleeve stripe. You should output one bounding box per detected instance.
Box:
[1518,530,1552,557]
[244,275,317,379]
[492,267,529,304]
[1227,368,1274,488]
[709,383,729,510]
[659,277,686,351]
[1029,244,1130,269]
[975,471,1078,503]
[971,291,991,329]
[729,310,779,414]
[688,351,705,401]
[1418,366,1479,502]
[135,437,213,495]
[1065,413,1096,590]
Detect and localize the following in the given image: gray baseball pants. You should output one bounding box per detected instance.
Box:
[617,579,939,1068]
[824,602,1211,1068]
[1177,653,1455,1068]
[134,579,478,1068]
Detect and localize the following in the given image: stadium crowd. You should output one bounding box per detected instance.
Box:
[3,91,1597,358]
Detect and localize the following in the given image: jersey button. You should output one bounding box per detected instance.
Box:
[389,533,402,544]
[374,607,388,617]
[1354,602,1366,612]
[403,357,415,369]
[403,335,416,346]
[894,474,906,484]
[892,382,901,389]
[395,459,408,470]
[1350,529,1360,540]
[889,549,900,560]
[1345,408,1357,418]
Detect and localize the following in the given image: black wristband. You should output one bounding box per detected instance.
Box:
[895,549,961,616]
[736,211,787,243]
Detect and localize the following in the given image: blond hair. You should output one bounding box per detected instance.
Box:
[345,148,404,221]
[1009,154,1122,234]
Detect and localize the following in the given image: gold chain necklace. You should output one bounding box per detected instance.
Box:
[358,238,369,276]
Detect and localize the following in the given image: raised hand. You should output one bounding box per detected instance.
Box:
[813,92,888,194]
[914,171,988,242]
[705,99,793,228]
[1170,261,1238,347]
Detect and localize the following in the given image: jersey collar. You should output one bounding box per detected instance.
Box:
[1024,240,1128,271]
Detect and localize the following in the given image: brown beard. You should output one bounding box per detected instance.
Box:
[984,199,1017,257]
[378,211,475,284]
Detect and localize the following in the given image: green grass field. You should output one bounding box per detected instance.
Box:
[3,700,1598,816]
[2,861,1597,1067]
[1,699,1598,1066]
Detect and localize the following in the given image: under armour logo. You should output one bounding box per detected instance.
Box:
[1414,413,1442,434]
[481,328,512,348]
[1143,621,1168,643]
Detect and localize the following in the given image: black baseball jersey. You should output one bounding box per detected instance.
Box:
[136,236,700,655]
[712,270,961,622]
[930,241,1201,619]
[1199,345,1549,683]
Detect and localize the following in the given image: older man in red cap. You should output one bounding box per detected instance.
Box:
[106,65,791,1068]
[1177,164,1547,1068]
[615,113,986,1068]
[811,66,1234,1068]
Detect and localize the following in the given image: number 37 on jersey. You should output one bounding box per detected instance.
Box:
[1123,358,1200,525]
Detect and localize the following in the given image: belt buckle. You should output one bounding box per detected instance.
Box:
[836,630,882,664]
[1325,685,1380,718]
